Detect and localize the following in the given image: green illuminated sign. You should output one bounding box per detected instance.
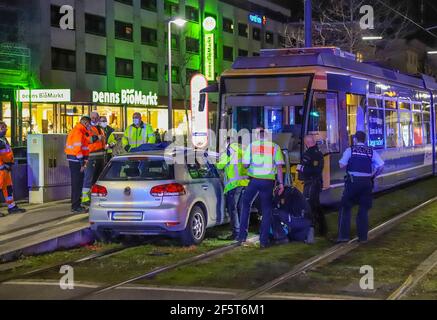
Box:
[204,33,215,81]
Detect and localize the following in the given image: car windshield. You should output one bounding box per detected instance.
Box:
[100,157,174,181]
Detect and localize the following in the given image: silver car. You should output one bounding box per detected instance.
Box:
[89,150,225,245]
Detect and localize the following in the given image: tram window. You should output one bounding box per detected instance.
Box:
[368,98,382,108]
[412,104,421,111]
[308,92,339,154]
[368,108,384,149]
[385,100,396,109]
[399,102,411,110]
[346,94,365,137]
[385,110,399,148]
[423,112,431,144]
[413,112,423,145]
[400,112,412,147]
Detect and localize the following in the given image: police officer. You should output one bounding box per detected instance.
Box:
[82,112,106,206]
[122,112,156,152]
[216,136,249,240]
[298,135,326,236]
[337,131,384,243]
[65,116,92,214]
[100,116,116,163]
[238,127,285,248]
[0,121,26,217]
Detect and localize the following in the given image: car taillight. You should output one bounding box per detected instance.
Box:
[91,184,107,197]
[150,183,186,197]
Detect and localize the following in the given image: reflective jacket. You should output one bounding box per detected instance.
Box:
[216,143,249,194]
[88,125,106,158]
[243,140,285,180]
[0,136,14,169]
[103,126,116,155]
[65,123,90,163]
[122,122,156,150]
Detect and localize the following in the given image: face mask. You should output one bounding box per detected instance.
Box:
[91,121,98,126]
[100,122,108,128]
[133,119,141,126]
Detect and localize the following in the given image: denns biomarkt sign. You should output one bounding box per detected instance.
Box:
[92,89,158,106]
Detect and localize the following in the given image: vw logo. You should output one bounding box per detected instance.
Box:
[124,187,131,196]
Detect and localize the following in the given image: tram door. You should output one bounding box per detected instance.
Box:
[346,94,366,143]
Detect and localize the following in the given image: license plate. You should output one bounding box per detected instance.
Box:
[110,211,143,221]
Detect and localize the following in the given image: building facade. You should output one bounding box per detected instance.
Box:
[0,0,291,146]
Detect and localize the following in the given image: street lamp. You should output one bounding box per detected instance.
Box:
[167,18,187,133]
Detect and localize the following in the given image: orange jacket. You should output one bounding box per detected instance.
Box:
[88,125,106,156]
[65,123,91,162]
[0,137,14,168]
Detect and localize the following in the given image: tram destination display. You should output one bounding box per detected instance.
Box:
[368,108,384,148]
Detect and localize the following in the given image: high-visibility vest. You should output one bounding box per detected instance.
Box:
[88,125,106,157]
[104,126,116,155]
[243,140,285,180]
[65,123,90,162]
[122,123,156,150]
[216,143,249,194]
[0,137,14,168]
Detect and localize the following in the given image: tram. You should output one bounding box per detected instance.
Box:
[202,47,437,205]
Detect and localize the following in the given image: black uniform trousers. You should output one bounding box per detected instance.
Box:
[69,161,84,210]
[303,178,326,235]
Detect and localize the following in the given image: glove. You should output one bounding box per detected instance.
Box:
[124,145,130,152]
[91,135,99,143]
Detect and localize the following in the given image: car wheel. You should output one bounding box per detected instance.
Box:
[94,229,114,243]
[179,205,206,246]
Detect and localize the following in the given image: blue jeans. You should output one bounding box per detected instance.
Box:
[226,187,244,238]
[238,178,275,246]
[338,177,373,242]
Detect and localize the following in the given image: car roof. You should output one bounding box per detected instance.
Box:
[111,148,218,162]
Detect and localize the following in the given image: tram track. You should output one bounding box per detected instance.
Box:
[232,196,437,300]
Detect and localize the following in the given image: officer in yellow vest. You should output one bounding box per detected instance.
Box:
[238,127,285,248]
[216,136,249,240]
[122,112,156,152]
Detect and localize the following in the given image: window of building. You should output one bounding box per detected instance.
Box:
[238,23,248,37]
[223,18,234,33]
[186,37,199,53]
[165,65,180,83]
[308,92,339,154]
[253,27,261,41]
[223,46,233,61]
[164,32,180,50]
[85,14,106,36]
[185,5,199,22]
[385,109,399,148]
[50,5,62,28]
[141,0,157,11]
[141,27,157,46]
[52,47,76,72]
[116,58,133,78]
[115,20,133,41]
[400,111,412,147]
[265,31,274,44]
[142,62,158,81]
[86,53,106,75]
[164,1,179,16]
[238,49,248,57]
[115,0,132,5]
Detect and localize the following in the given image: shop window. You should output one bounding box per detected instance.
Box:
[165,32,180,50]
[94,106,123,132]
[141,27,157,46]
[165,65,180,83]
[238,49,248,57]
[115,20,133,41]
[85,14,106,36]
[223,18,234,33]
[185,5,199,22]
[223,46,233,62]
[52,47,76,72]
[385,110,399,148]
[22,103,55,135]
[142,62,158,81]
[116,58,133,78]
[400,111,412,147]
[238,23,248,37]
[413,112,423,145]
[308,92,339,154]
[1,102,12,141]
[115,0,132,5]
[368,108,384,148]
[186,37,199,53]
[127,108,148,125]
[265,31,274,44]
[86,53,106,75]
[252,27,261,41]
[141,0,157,11]
[164,1,179,16]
